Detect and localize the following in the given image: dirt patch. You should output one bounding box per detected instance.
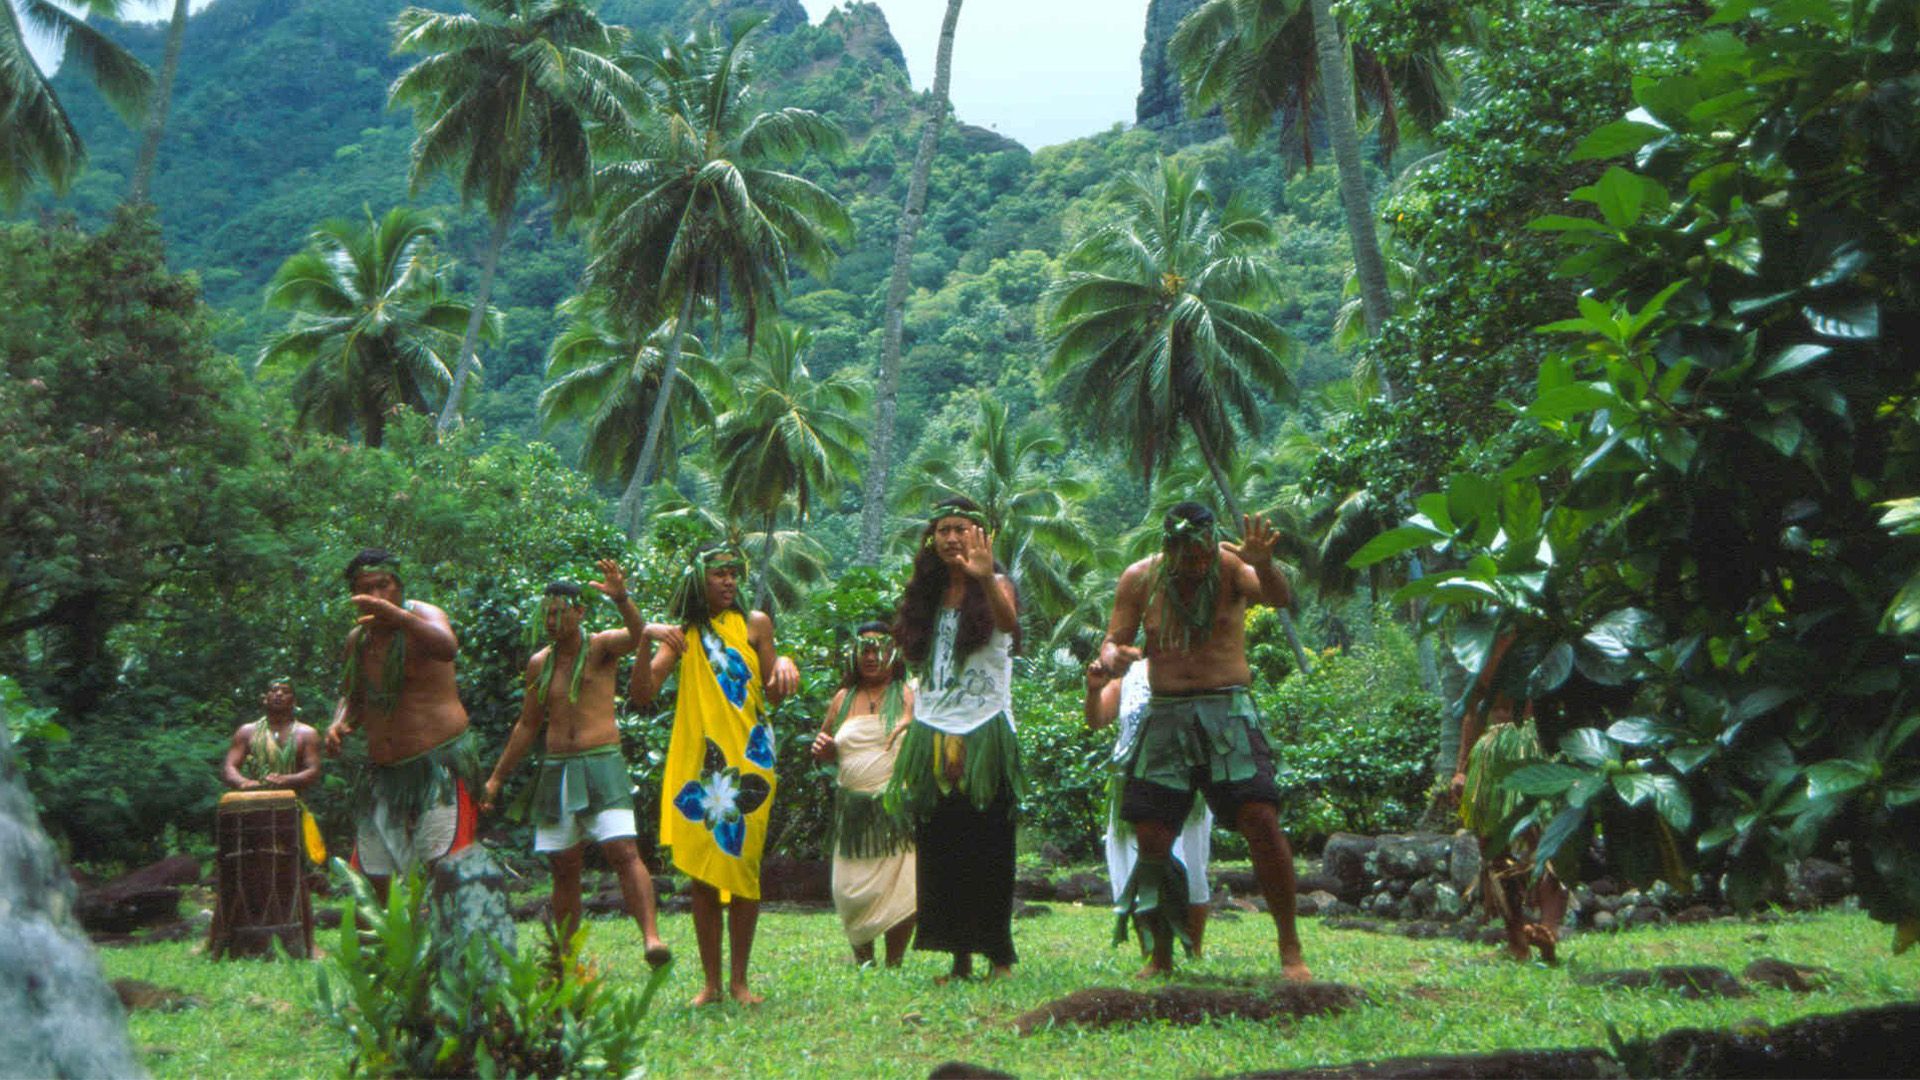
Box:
[112,979,203,1013]
[1741,957,1831,992]
[1232,1049,1614,1078]
[1574,965,1749,998]
[927,1062,1015,1078]
[1014,981,1367,1035]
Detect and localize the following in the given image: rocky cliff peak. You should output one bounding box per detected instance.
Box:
[1135,0,1223,142]
[819,1,908,75]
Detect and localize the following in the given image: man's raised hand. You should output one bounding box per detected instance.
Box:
[351,593,408,628]
[589,558,629,601]
[1230,512,1279,565]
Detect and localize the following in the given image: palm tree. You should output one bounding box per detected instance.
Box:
[126,0,186,205]
[257,207,498,448]
[710,324,867,610]
[388,0,640,433]
[2,0,151,206]
[537,292,718,491]
[653,473,829,615]
[1044,156,1297,505]
[1170,0,1449,355]
[587,17,851,535]
[857,0,964,564]
[894,395,1094,632]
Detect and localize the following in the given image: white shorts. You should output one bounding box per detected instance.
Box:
[357,799,459,877]
[534,807,638,853]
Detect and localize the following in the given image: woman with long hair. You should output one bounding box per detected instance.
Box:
[810,621,917,966]
[885,496,1023,983]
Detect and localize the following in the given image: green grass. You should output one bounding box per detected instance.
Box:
[103,894,1917,1078]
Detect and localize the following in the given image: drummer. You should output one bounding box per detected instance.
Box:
[482,561,671,968]
[221,678,321,793]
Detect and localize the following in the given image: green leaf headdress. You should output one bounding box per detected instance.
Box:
[666,545,751,628]
[526,582,590,705]
[1152,503,1224,653]
[825,622,906,735]
[923,504,989,546]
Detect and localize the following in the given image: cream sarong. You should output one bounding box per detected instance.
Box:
[831,711,916,947]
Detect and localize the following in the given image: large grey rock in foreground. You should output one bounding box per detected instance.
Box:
[0,716,146,1078]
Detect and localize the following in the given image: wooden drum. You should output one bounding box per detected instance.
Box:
[209,789,313,959]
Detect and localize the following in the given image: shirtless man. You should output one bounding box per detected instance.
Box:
[323,548,475,896]
[1100,501,1310,980]
[221,679,322,794]
[482,562,671,967]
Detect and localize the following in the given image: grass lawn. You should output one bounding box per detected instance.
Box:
[102,887,1917,1078]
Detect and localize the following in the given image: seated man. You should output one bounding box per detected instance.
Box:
[222,678,321,794]
[1100,502,1310,981]
[483,561,670,967]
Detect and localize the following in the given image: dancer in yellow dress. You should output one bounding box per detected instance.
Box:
[631,543,798,1005]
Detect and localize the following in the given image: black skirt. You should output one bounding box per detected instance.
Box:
[911,788,1018,965]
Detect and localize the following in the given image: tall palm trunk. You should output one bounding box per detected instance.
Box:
[756,512,778,613]
[127,0,188,205]
[1307,0,1394,400]
[436,209,511,432]
[856,0,964,564]
[1196,435,1313,676]
[620,288,699,537]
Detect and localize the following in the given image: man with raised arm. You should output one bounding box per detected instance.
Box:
[1100,502,1311,981]
[324,548,476,895]
[482,561,671,968]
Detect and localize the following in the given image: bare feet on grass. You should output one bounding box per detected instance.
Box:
[729,983,765,1005]
[987,964,1014,982]
[1134,960,1173,980]
[1280,943,1312,983]
[690,987,724,1007]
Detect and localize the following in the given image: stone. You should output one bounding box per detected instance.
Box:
[1374,833,1452,880]
[0,712,145,1077]
[429,846,516,984]
[1053,872,1110,905]
[1013,903,1053,920]
[1795,857,1853,904]
[112,979,202,1013]
[1133,0,1225,142]
[1591,911,1617,932]
[1434,883,1464,920]
[76,854,202,934]
[1744,958,1832,993]
[1015,872,1057,902]
[1320,833,1378,903]
[1295,890,1337,917]
[1449,831,1482,894]
[1324,900,1360,918]
[760,856,831,904]
[1295,871,1345,898]
[1588,876,1621,896]
[1672,904,1715,924]
[1214,867,1259,896]
[1040,842,1071,868]
[1625,905,1667,929]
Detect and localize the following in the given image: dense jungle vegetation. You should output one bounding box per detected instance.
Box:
[4,0,1916,946]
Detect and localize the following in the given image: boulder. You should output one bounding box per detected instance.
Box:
[1434,883,1464,920]
[1053,872,1111,905]
[1320,834,1377,902]
[760,856,831,904]
[1448,831,1482,894]
[76,854,202,934]
[1374,833,1452,881]
[1795,857,1853,904]
[429,846,516,984]
[1015,872,1058,902]
[1743,958,1831,992]
[1295,890,1339,917]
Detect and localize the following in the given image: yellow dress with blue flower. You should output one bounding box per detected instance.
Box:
[659,609,776,900]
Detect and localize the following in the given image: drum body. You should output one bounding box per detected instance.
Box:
[209,789,313,959]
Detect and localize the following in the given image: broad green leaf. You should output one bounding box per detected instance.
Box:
[1612,770,1658,806]
[1607,716,1664,745]
[1591,166,1650,228]
[1730,685,1795,724]
[1880,570,1920,636]
[1346,524,1446,568]
[1529,213,1610,233]
[1527,384,1621,422]
[1757,343,1830,379]
[1527,641,1574,696]
[1667,744,1714,774]
[1571,120,1668,162]
[1562,727,1618,768]
[1803,299,1880,340]
[1704,0,1758,24]
[1416,493,1454,531]
[1650,775,1693,830]
[1584,607,1661,659]
[1446,473,1499,533]
[1879,497,1920,535]
[1804,759,1872,800]
[1535,804,1590,866]
[1502,480,1543,543]
[1506,762,1585,795]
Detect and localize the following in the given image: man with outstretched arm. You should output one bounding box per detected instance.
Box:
[1100,502,1311,981]
[482,560,671,968]
[324,548,477,897]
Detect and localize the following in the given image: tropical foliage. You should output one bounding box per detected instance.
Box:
[0,0,150,205]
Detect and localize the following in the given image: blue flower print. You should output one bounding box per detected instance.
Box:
[744,722,775,770]
[702,629,752,708]
[673,739,771,857]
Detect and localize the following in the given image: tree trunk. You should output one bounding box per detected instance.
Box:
[1307,0,1394,398]
[127,0,189,205]
[436,210,510,433]
[856,0,964,564]
[1197,436,1313,676]
[619,288,699,537]
[755,512,778,613]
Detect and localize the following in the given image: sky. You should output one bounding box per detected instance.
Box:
[798,0,1151,149]
[27,0,1154,150]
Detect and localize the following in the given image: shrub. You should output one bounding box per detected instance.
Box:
[1014,677,1111,861]
[1263,626,1442,844]
[314,864,664,1078]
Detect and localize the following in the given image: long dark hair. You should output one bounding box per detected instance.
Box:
[894,496,1020,665]
[666,541,747,628]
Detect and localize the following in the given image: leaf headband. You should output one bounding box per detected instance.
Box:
[525,590,590,704]
[928,507,989,530]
